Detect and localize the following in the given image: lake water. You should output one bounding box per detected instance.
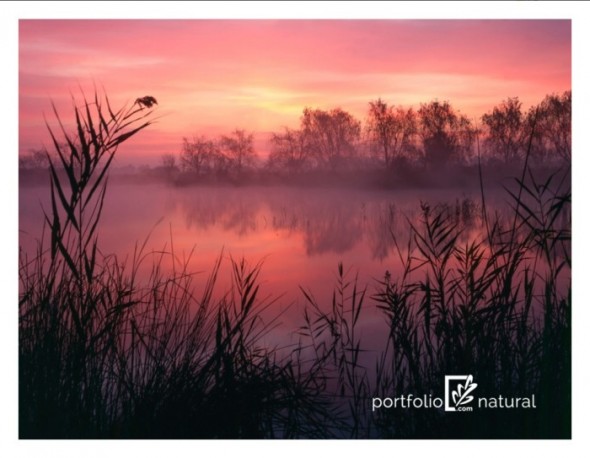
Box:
[19,181,566,348]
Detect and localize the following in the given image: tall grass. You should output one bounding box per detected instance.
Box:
[295,127,570,438]
[370,173,570,438]
[19,93,334,438]
[19,92,570,439]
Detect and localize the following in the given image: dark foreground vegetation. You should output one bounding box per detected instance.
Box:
[19,93,570,438]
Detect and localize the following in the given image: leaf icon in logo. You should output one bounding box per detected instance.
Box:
[458,395,474,406]
[452,375,478,407]
[451,385,463,405]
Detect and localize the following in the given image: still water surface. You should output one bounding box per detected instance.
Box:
[18,182,510,343]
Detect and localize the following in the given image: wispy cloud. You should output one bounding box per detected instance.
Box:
[19,19,571,159]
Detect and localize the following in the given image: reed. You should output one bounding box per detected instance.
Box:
[19,92,333,438]
[19,91,570,439]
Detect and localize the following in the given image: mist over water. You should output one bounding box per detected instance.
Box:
[20,181,513,337]
[17,18,572,438]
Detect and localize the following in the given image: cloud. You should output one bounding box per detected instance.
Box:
[19,19,571,159]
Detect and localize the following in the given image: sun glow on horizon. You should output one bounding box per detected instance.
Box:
[19,19,570,163]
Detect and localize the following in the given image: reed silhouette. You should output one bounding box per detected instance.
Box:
[19,91,570,438]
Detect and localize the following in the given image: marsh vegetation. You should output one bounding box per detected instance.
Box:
[19,92,570,438]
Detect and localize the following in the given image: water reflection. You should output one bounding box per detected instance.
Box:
[20,184,521,285]
[179,188,262,236]
[172,186,486,261]
[269,196,365,256]
[365,202,397,261]
[19,182,569,343]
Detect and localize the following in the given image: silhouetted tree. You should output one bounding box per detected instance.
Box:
[532,90,571,162]
[180,135,218,174]
[220,129,257,174]
[366,98,417,169]
[481,97,527,164]
[160,153,178,179]
[267,127,310,174]
[418,100,474,167]
[161,153,176,170]
[301,108,361,171]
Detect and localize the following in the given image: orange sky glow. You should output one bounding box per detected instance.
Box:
[19,19,571,164]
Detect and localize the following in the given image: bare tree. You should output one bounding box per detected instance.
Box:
[161,153,176,170]
[533,90,571,162]
[220,129,257,174]
[366,98,417,169]
[160,153,178,179]
[180,135,218,174]
[481,97,527,165]
[418,100,474,167]
[301,107,361,170]
[267,127,310,174]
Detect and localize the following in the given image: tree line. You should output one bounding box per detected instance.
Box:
[159,91,570,179]
[20,91,570,176]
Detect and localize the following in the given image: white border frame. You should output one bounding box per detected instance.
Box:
[2,2,588,457]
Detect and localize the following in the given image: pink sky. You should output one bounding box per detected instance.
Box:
[19,20,570,164]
